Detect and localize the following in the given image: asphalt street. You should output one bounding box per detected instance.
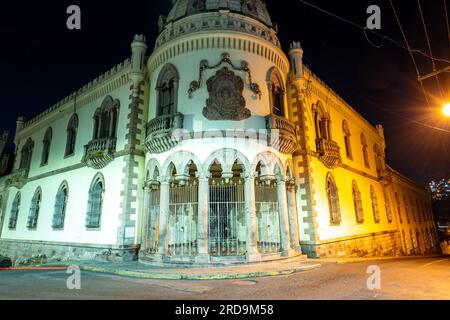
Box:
[0,257,449,300]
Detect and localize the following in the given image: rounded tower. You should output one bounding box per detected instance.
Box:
[142,0,302,265]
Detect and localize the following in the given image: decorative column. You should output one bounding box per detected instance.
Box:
[196,172,210,264]
[287,181,301,252]
[277,176,295,257]
[245,173,262,262]
[155,178,170,261]
[140,184,150,253]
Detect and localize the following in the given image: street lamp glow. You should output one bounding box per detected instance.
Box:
[443,103,450,117]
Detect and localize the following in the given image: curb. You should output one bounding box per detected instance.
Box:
[78,263,322,281]
[315,255,446,265]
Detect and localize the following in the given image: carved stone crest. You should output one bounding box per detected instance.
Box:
[203,67,251,121]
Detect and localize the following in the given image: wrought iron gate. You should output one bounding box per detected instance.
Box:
[145,187,160,254]
[167,182,198,257]
[209,179,246,257]
[255,182,281,254]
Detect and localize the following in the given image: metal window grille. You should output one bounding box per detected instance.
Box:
[27,193,41,229]
[209,179,246,257]
[144,187,160,254]
[167,182,198,257]
[255,181,281,254]
[8,196,20,229]
[52,189,67,229]
[86,183,103,228]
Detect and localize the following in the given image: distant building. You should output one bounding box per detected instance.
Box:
[429,178,450,201]
[0,0,440,265]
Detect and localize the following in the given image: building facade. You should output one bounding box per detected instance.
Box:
[0,0,440,265]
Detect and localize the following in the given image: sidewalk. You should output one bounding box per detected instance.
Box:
[315,254,445,265]
[44,257,322,281]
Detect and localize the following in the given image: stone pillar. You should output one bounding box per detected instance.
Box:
[287,182,301,252]
[196,174,210,264]
[245,174,262,262]
[155,179,170,260]
[277,177,295,257]
[140,185,150,252]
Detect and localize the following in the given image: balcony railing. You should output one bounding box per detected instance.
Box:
[145,113,184,154]
[265,114,299,154]
[316,138,342,169]
[82,137,117,169]
[6,168,30,188]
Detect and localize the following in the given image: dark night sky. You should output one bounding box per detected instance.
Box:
[0,0,449,185]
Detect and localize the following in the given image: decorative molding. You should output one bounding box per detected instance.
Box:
[203,67,251,121]
[188,52,261,99]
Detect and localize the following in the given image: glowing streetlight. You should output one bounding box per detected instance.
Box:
[443,103,450,117]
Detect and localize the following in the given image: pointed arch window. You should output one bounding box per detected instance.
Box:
[384,191,393,223]
[41,127,52,166]
[370,186,380,224]
[52,182,69,229]
[313,102,331,142]
[326,174,341,225]
[374,143,383,177]
[157,64,179,117]
[65,114,78,157]
[342,120,353,160]
[20,138,34,171]
[8,193,21,229]
[27,188,42,229]
[268,68,285,117]
[93,96,120,140]
[352,181,364,224]
[361,134,370,168]
[395,193,403,223]
[86,175,104,229]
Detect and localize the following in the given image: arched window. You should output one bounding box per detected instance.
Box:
[395,193,403,223]
[27,188,42,229]
[92,96,120,140]
[373,144,383,176]
[384,190,393,223]
[370,186,380,224]
[361,134,370,168]
[8,193,21,229]
[86,174,104,229]
[313,101,330,142]
[403,195,410,223]
[156,64,179,117]
[342,120,353,159]
[52,182,69,229]
[41,127,52,166]
[65,114,78,157]
[326,173,341,225]
[20,138,34,171]
[352,181,364,223]
[268,68,285,117]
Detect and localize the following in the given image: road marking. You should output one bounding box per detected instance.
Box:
[421,259,450,268]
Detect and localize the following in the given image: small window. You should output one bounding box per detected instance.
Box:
[384,191,393,223]
[326,173,341,225]
[157,64,179,117]
[361,134,370,168]
[52,183,68,229]
[41,127,52,166]
[352,181,364,224]
[313,102,331,142]
[86,175,104,229]
[268,68,285,117]
[370,186,380,224]
[8,193,21,229]
[342,120,353,160]
[93,96,120,140]
[65,114,78,157]
[27,189,42,229]
[20,138,34,171]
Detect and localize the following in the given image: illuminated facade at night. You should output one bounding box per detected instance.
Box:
[0,0,440,265]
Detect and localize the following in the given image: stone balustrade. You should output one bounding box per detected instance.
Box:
[316,138,342,169]
[265,114,299,154]
[82,137,117,169]
[145,113,184,154]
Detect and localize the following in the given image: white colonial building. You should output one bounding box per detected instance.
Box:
[0,0,440,265]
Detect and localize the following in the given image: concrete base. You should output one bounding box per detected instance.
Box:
[246,252,262,263]
[195,254,211,264]
[282,248,297,258]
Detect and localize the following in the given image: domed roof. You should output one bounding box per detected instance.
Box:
[166,0,273,27]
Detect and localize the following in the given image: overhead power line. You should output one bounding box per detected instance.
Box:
[297,0,450,65]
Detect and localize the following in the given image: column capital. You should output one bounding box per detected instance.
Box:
[196,171,211,181]
[243,172,258,180]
